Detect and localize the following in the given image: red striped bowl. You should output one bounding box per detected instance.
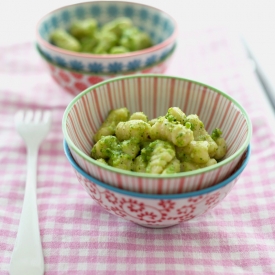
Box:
[62,75,252,194]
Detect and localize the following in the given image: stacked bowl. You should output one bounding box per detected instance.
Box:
[36,1,178,96]
[62,74,252,228]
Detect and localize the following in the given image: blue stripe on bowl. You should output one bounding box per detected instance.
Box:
[69,60,84,71]
[54,56,67,67]
[145,55,157,66]
[61,10,70,23]
[139,9,149,20]
[51,16,59,28]
[88,63,104,73]
[90,5,101,17]
[153,14,160,25]
[123,6,134,17]
[107,5,119,17]
[75,6,85,19]
[63,140,251,200]
[108,62,123,73]
[127,60,141,71]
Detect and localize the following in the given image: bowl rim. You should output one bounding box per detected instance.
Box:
[36,0,178,59]
[35,42,176,75]
[62,74,253,179]
[64,139,251,199]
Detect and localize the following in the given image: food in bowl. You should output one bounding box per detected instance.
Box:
[50,17,153,54]
[91,106,227,174]
[36,1,177,73]
[62,74,252,194]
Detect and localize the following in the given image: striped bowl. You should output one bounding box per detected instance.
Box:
[64,140,251,228]
[62,74,252,194]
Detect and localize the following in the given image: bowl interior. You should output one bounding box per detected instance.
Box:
[63,75,252,177]
[38,1,176,48]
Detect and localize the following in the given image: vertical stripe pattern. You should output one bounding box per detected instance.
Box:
[65,76,251,194]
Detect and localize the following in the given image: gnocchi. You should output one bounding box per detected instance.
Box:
[90,107,227,174]
[50,17,153,54]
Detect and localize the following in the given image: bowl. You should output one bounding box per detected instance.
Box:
[36,1,178,73]
[64,140,251,228]
[36,43,175,96]
[62,74,252,194]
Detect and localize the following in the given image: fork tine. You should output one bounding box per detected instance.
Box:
[42,110,52,123]
[25,110,33,122]
[33,110,42,123]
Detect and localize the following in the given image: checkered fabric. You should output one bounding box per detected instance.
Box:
[1,28,275,274]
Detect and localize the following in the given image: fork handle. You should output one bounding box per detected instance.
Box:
[9,147,44,275]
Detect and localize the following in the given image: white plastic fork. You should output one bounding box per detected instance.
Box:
[10,110,52,275]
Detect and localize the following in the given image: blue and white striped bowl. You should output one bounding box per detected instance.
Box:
[36,1,178,73]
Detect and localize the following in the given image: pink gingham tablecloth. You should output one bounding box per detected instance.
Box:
[1,28,275,274]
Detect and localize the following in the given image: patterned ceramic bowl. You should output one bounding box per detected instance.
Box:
[36,1,178,73]
[64,140,251,228]
[36,43,175,96]
[62,75,252,194]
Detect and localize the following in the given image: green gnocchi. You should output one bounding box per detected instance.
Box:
[50,17,153,54]
[91,107,227,174]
